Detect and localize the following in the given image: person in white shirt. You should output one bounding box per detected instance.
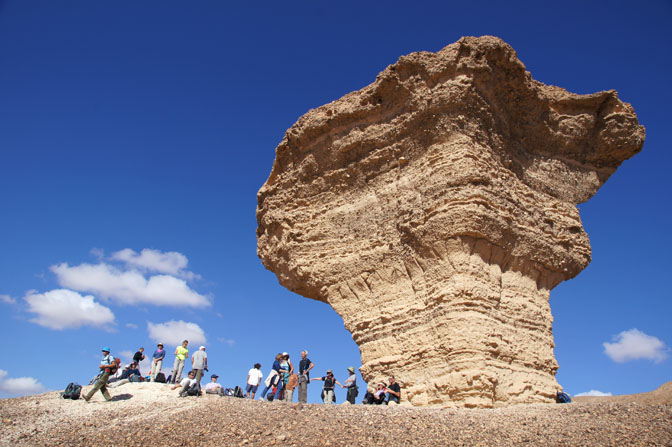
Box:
[171,370,198,397]
[246,363,263,399]
[204,374,224,396]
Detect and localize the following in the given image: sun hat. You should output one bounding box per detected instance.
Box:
[326,369,333,374]
[157,342,163,346]
[347,366,355,373]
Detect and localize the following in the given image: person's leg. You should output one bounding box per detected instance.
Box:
[171,357,181,383]
[324,389,333,404]
[194,368,203,385]
[179,381,190,397]
[285,387,294,402]
[274,380,284,400]
[85,376,103,401]
[250,385,257,399]
[259,384,270,399]
[298,375,307,403]
[347,387,355,404]
[175,359,185,383]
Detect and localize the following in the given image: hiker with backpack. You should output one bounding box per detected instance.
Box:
[84,347,118,402]
[311,369,342,404]
[170,340,189,384]
[297,350,314,403]
[150,343,165,382]
[342,366,358,404]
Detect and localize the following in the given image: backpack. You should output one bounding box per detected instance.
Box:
[233,386,244,398]
[154,372,166,383]
[106,358,121,375]
[60,382,82,400]
[556,391,571,403]
[224,388,234,396]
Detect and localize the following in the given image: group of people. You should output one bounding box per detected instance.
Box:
[84,345,402,406]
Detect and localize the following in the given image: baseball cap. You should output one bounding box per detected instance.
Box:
[211,374,218,379]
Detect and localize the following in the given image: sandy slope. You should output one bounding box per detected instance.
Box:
[1,381,670,446]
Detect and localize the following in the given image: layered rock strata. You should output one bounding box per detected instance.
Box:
[256,36,644,407]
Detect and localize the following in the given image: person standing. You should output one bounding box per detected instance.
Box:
[246,363,263,399]
[84,347,116,402]
[170,340,189,384]
[385,376,401,404]
[150,343,165,381]
[297,350,314,404]
[259,353,283,400]
[191,346,208,385]
[342,366,358,404]
[311,369,341,404]
[279,352,293,401]
[133,347,146,367]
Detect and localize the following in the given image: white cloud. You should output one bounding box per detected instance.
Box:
[147,320,206,348]
[24,289,115,330]
[110,248,200,280]
[0,369,46,397]
[217,337,235,347]
[126,323,138,329]
[50,262,210,308]
[90,247,105,260]
[603,328,669,363]
[0,294,16,304]
[575,390,613,397]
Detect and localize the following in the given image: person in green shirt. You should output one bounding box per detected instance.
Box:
[170,340,189,384]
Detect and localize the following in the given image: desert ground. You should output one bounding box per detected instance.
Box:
[1,381,670,446]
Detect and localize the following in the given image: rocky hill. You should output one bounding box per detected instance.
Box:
[1,381,670,446]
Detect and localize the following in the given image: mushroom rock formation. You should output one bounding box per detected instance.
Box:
[256,36,645,407]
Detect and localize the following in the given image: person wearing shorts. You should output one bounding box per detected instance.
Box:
[246,363,263,399]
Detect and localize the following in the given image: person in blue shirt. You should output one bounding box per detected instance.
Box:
[84,347,116,402]
[150,343,166,382]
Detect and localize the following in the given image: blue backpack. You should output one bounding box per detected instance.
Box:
[556,391,571,403]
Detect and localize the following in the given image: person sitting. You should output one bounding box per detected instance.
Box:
[373,383,387,404]
[120,362,142,380]
[171,370,200,397]
[203,374,224,396]
[385,376,401,404]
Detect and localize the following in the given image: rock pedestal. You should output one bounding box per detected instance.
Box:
[256,36,645,407]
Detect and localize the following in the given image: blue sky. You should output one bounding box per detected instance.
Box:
[0,1,670,401]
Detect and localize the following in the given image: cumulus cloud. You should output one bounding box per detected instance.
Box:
[575,390,613,397]
[24,289,115,330]
[50,262,210,308]
[0,369,46,397]
[111,248,200,280]
[126,323,138,329]
[0,294,16,304]
[603,328,669,363]
[147,320,206,347]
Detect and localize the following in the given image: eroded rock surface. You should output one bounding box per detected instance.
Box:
[256,36,644,407]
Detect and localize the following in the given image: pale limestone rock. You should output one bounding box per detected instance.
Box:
[256,36,645,407]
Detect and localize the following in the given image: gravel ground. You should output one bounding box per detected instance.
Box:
[1,382,670,447]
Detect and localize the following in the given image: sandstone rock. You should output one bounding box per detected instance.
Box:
[256,36,645,407]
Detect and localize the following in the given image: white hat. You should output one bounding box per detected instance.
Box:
[282,352,288,356]
[200,346,206,350]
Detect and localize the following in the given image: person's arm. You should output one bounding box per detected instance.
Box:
[204,356,208,369]
[288,360,294,374]
[306,362,314,374]
[191,356,195,367]
[174,347,179,355]
[310,377,322,382]
[247,374,251,384]
[335,380,343,388]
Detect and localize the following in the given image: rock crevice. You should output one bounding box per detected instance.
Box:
[256,36,644,407]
